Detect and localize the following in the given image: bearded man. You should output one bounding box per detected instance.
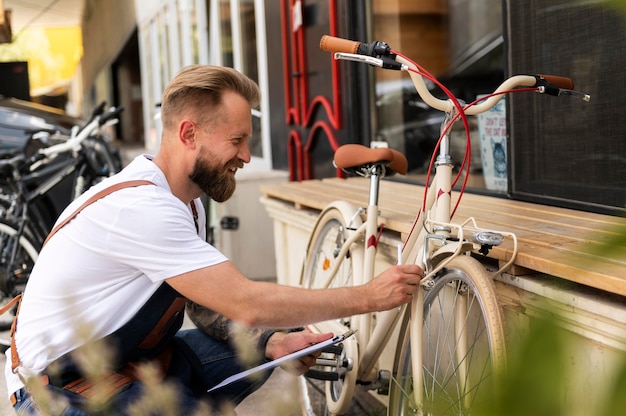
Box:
[5,65,423,415]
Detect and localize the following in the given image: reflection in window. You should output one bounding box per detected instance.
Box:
[239,0,258,85]
[189,1,200,63]
[250,109,262,159]
[219,0,234,67]
[157,12,170,92]
[141,24,153,117]
[203,0,263,160]
[177,0,197,66]
[372,1,503,190]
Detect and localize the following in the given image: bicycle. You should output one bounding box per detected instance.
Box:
[0,103,123,304]
[299,35,590,415]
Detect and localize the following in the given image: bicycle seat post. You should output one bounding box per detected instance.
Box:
[359,163,384,352]
[436,101,462,167]
[431,103,463,229]
[367,165,383,208]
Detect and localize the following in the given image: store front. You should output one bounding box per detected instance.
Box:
[134,0,625,215]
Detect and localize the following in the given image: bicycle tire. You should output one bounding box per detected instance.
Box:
[388,255,506,416]
[301,204,364,415]
[0,219,39,298]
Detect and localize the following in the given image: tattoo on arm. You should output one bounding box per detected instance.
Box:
[185,301,265,345]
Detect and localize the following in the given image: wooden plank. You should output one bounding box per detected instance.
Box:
[261,178,626,296]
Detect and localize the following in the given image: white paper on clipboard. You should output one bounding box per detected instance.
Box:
[207,329,356,392]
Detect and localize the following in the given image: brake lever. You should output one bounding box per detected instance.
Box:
[334,52,408,71]
[535,83,591,102]
[334,52,382,66]
[556,88,591,102]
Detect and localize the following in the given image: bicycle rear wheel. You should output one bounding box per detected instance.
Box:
[389,255,506,416]
[301,204,364,415]
[0,220,39,298]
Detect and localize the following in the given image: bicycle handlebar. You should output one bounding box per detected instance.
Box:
[36,105,123,161]
[0,104,124,178]
[321,36,393,59]
[100,106,124,125]
[88,101,107,122]
[320,35,590,114]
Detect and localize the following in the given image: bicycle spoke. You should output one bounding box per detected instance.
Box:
[390,373,418,414]
[392,257,506,416]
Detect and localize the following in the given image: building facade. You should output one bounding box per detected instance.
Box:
[80,0,625,215]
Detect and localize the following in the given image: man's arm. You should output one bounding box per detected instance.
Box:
[185,301,275,355]
[185,300,330,374]
[168,259,423,330]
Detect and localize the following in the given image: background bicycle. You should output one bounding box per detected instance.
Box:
[0,103,123,306]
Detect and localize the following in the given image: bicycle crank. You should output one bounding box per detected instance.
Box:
[305,344,353,381]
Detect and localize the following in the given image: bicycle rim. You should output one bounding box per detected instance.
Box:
[301,206,362,414]
[0,220,39,298]
[389,256,506,416]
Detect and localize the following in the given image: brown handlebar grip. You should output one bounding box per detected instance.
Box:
[320,35,360,54]
[538,75,574,90]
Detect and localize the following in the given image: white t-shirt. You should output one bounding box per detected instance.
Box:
[5,155,228,396]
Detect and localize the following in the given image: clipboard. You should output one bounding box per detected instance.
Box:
[207,329,356,392]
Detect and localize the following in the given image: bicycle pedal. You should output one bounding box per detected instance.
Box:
[320,344,343,354]
[304,368,340,381]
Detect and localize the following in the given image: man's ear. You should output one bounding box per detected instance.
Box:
[179,119,196,148]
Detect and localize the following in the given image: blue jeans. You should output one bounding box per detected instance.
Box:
[14,329,273,415]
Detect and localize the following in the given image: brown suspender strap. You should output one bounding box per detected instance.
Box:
[0,294,22,315]
[11,179,155,373]
[2,293,23,373]
[9,294,23,374]
[43,180,155,247]
[190,199,199,233]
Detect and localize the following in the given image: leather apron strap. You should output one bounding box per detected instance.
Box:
[11,180,155,374]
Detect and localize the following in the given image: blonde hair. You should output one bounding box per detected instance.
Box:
[160,65,260,131]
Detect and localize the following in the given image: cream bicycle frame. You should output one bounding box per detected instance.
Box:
[310,108,519,415]
[310,132,519,414]
[303,40,590,414]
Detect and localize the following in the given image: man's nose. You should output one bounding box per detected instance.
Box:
[238,143,251,163]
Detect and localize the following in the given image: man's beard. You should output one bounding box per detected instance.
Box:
[189,148,239,202]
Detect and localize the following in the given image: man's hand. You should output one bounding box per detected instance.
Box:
[362,264,424,311]
[265,331,334,375]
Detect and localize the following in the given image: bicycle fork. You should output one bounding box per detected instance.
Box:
[406,104,463,413]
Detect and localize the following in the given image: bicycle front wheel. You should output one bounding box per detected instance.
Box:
[301,204,364,415]
[389,255,506,416]
[0,220,39,298]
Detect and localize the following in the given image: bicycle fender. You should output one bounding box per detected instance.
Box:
[320,199,366,256]
[306,200,366,280]
[430,241,473,270]
[317,200,363,229]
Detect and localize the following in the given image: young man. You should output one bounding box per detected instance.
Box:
[5,65,423,415]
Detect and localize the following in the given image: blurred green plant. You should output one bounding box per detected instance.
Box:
[598,353,626,415]
[489,317,570,416]
[608,0,626,10]
[601,217,626,256]
[484,305,626,416]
